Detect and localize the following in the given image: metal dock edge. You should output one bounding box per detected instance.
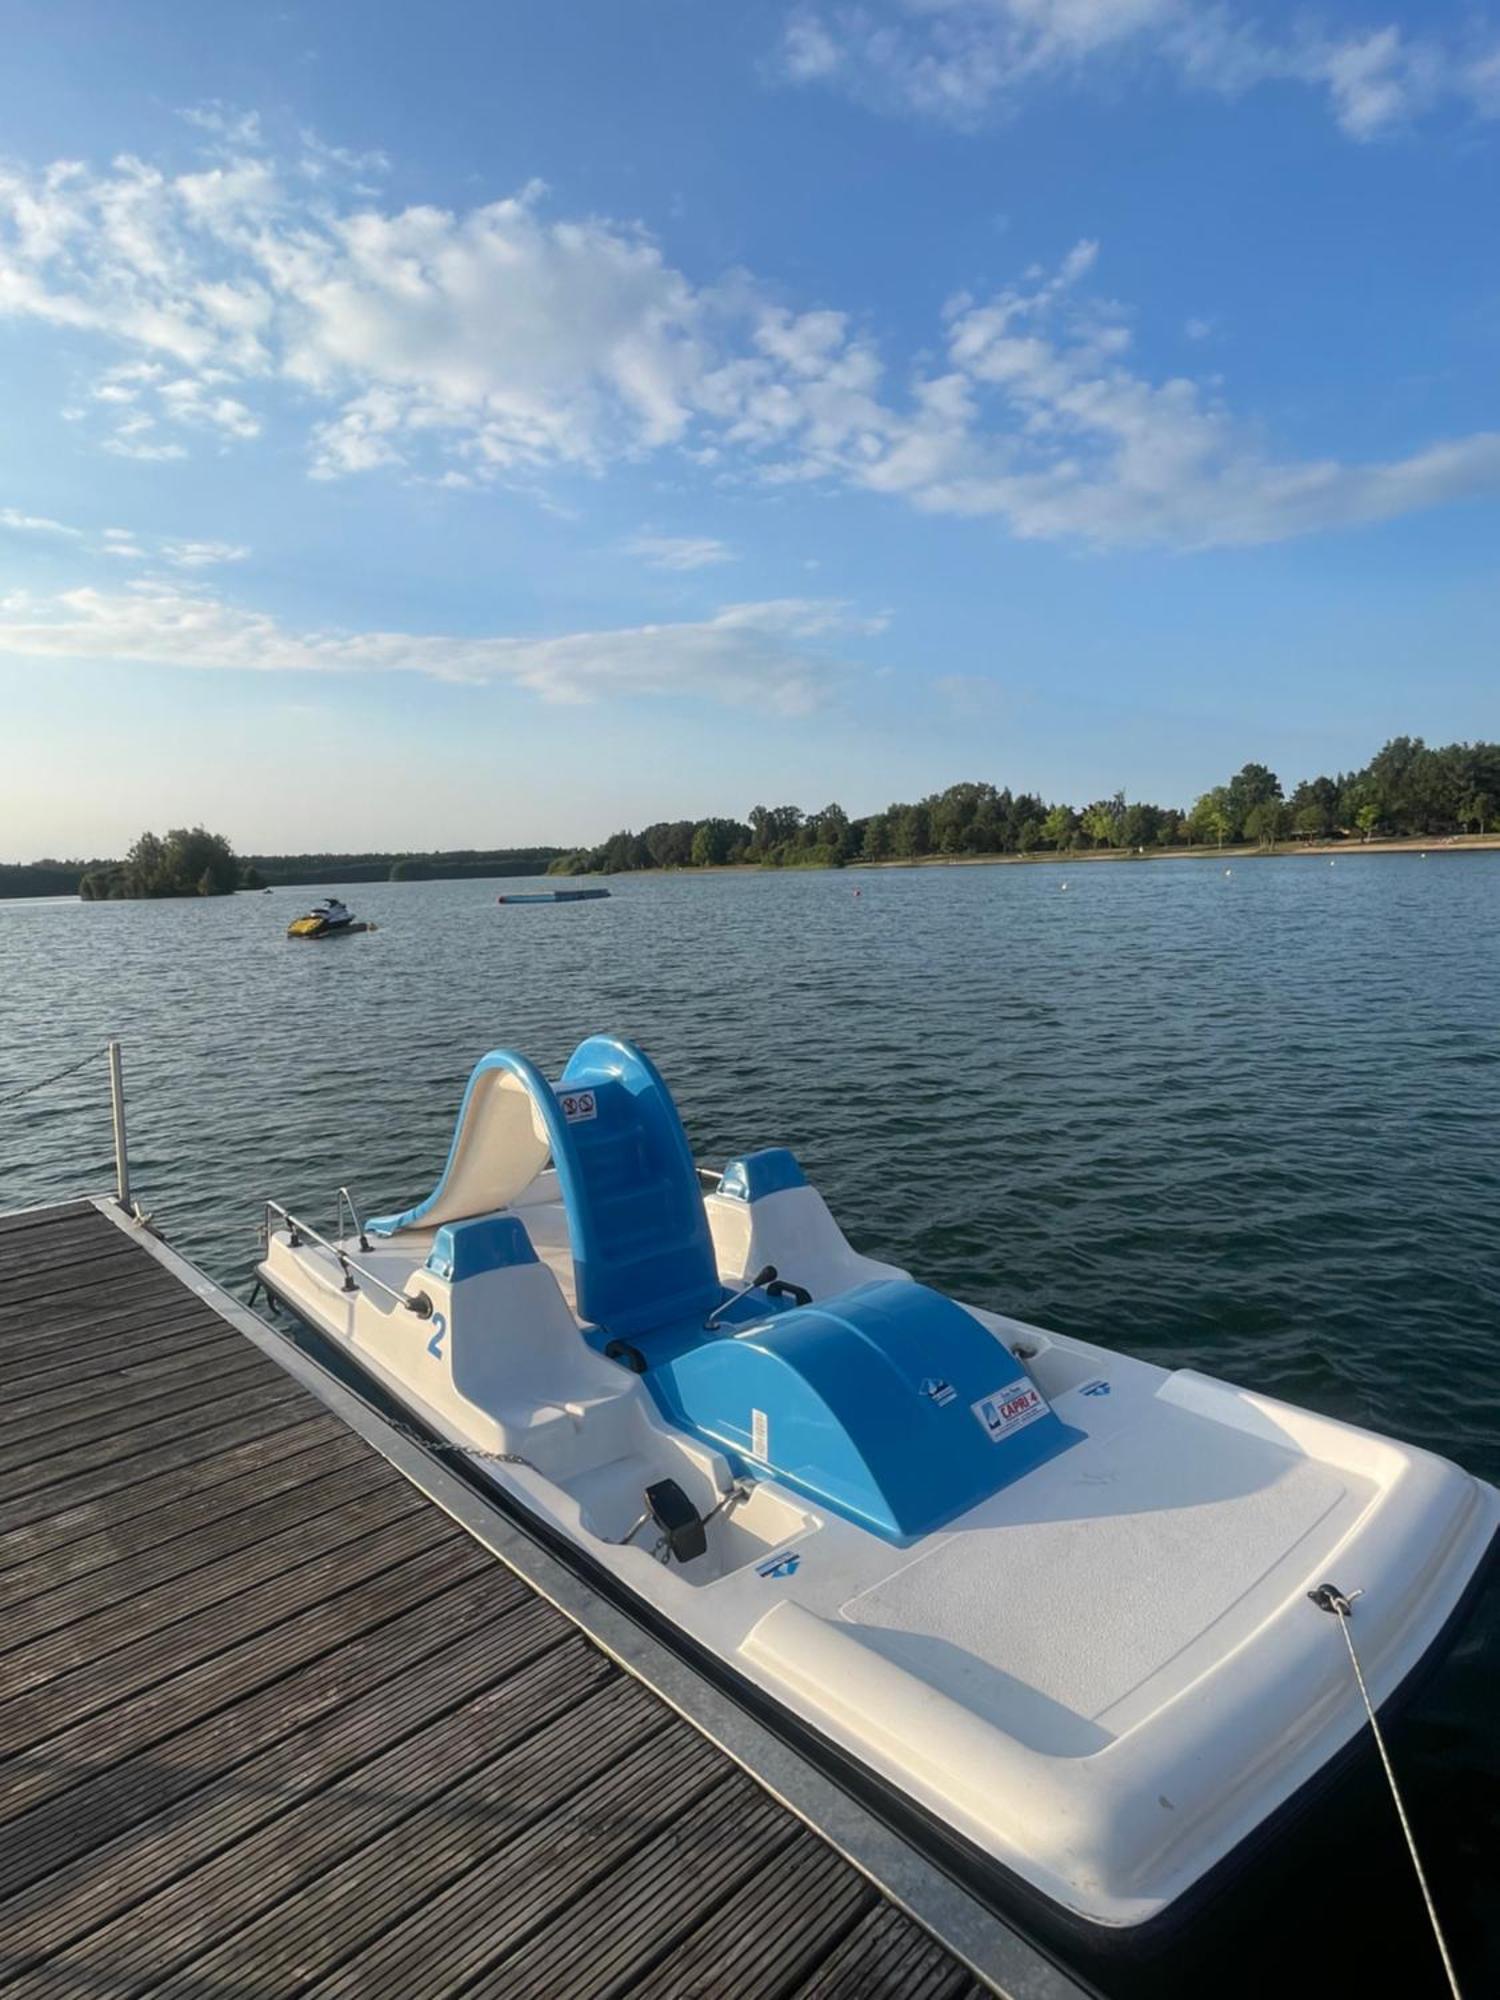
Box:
[0,1196,1094,2000]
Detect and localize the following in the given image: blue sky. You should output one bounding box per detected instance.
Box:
[1,0,1497,856]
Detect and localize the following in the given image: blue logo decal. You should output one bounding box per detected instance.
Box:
[426,1311,448,1359]
[1080,1378,1111,1397]
[920,1376,956,1407]
[756,1550,801,1580]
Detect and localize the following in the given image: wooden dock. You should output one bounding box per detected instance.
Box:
[0,1199,1087,2000]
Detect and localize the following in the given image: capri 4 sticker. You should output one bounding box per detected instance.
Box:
[972,1379,1046,1443]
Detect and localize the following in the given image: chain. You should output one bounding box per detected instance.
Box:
[382,1420,539,1470]
[0,1045,107,1108]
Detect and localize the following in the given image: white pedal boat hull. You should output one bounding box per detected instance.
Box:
[257,1037,1498,1950]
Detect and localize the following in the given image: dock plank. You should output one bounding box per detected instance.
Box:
[0,1427,367,1612]
[0,1412,345,1572]
[0,1449,387,1642]
[0,1202,993,2000]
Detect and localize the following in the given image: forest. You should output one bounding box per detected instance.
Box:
[78,828,243,900]
[5,738,1498,898]
[0,842,568,899]
[548,737,1500,875]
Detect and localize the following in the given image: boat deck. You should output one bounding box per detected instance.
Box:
[0,1200,1085,2000]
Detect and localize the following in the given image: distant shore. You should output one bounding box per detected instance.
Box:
[847,833,1500,871]
[628,833,1500,880]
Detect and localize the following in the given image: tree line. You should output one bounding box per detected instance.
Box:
[5,737,1498,899]
[0,841,570,899]
[550,735,1500,874]
[74,834,571,899]
[80,828,244,900]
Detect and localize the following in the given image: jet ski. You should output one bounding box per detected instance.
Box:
[256,1035,1498,1956]
[286,898,373,937]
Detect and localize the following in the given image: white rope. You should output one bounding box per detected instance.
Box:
[1313,1585,1463,2000]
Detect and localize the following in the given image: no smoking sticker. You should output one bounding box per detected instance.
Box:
[557,1090,597,1123]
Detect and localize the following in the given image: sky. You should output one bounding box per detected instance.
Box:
[1,0,1497,857]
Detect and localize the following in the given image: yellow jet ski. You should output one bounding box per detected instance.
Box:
[287,898,375,938]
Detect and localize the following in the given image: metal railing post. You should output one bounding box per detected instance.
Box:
[107,1039,131,1211]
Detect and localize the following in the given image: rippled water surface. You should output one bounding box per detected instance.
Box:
[3,855,1497,1990]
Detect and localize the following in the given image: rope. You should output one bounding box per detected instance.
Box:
[0,1045,107,1108]
[1311,1585,1463,1999]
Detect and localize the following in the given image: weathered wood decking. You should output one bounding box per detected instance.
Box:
[0,1200,1077,2000]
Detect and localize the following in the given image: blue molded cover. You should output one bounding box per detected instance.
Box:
[718,1148,808,1203]
[425,1214,538,1284]
[646,1278,1078,1544]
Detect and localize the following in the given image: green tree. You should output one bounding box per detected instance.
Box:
[1040,804,1077,850]
[860,814,893,861]
[1355,801,1381,841]
[1118,802,1163,850]
[1080,799,1122,849]
[1288,776,1337,839]
[1188,789,1234,849]
[890,803,932,858]
[108,826,239,898]
[1244,799,1290,850]
[809,802,856,861]
[689,818,748,867]
[1226,763,1282,839]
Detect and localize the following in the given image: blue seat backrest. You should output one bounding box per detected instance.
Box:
[553,1036,721,1339]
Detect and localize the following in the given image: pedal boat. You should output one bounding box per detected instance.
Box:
[257,1036,1498,1953]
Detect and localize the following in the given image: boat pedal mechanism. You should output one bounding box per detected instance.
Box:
[644,1479,707,1563]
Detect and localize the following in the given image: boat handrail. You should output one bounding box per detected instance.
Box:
[337,1185,372,1252]
[263,1199,432,1317]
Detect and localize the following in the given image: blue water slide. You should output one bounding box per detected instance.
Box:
[368,1035,721,1339]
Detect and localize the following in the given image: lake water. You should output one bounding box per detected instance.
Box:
[2,854,1497,1990]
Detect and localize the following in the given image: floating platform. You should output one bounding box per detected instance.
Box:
[0,1198,1079,2000]
[497,888,611,904]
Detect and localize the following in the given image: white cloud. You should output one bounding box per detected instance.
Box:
[774,2,1500,140]
[179,104,264,149]
[0,582,882,716]
[160,539,251,567]
[841,246,1500,546]
[2,136,1499,549]
[1,519,252,566]
[296,130,391,187]
[0,507,81,536]
[625,533,737,570]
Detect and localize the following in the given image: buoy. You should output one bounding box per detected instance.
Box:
[852,888,861,898]
[1224,868,1232,877]
[1061,881,1068,890]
